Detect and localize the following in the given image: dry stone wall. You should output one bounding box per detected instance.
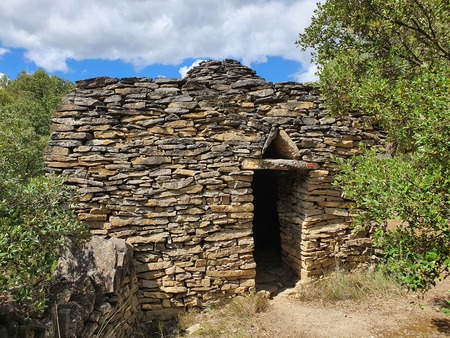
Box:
[45,59,383,319]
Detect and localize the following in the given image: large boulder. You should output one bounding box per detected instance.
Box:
[44,236,137,338]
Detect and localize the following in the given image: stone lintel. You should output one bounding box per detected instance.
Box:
[242,158,318,170]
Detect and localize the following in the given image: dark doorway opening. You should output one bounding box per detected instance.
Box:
[252,170,281,258]
[252,170,295,294]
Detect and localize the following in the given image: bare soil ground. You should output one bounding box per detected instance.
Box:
[254,278,450,338]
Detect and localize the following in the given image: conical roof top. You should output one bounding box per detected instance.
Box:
[185,59,266,85]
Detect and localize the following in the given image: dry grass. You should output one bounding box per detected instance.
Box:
[136,269,405,337]
[135,319,181,338]
[131,293,268,337]
[178,293,269,337]
[294,268,405,303]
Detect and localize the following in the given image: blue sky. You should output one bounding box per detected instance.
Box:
[0,0,318,84]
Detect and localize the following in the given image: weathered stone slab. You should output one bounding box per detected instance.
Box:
[241,158,318,170]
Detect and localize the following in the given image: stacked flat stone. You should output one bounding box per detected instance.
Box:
[46,59,383,320]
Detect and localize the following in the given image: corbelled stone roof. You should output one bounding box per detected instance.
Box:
[186,59,262,83]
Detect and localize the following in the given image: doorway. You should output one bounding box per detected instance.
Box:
[252,170,282,264]
[252,170,296,293]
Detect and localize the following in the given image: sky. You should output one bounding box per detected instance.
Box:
[0,0,319,84]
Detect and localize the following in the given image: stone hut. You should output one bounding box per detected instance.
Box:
[45,59,382,319]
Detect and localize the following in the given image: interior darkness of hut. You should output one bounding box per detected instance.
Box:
[251,170,283,270]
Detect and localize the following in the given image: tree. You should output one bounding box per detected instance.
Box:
[0,175,89,315]
[0,70,73,179]
[0,70,87,316]
[297,0,450,290]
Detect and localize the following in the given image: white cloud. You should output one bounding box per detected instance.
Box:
[0,47,9,57]
[292,63,319,83]
[178,59,205,78]
[0,0,316,73]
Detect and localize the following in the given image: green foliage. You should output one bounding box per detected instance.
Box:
[0,108,48,179]
[336,152,450,290]
[0,175,89,315]
[0,70,73,179]
[298,0,450,290]
[298,0,450,120]
[0,70,73,135]
[442,297,450,315]
[0,71,86,317]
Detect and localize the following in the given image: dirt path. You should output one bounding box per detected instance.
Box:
[254,278,450,338]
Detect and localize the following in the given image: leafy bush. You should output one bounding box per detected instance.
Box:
[335,148,450,290]
[298,0,450,291]
[0,70,86,317]
[0,70,73,180]
[0,175,89,315]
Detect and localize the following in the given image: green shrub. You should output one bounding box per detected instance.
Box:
[0,69,81,316]
[0,69,73,180]
[0,175,89,316]
[335,149,450,291]
[298,0,450,292]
